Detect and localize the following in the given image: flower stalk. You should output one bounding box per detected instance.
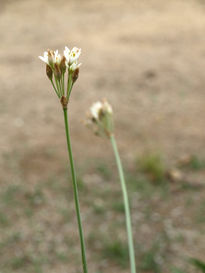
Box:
[110,134,136,273]
[87,100,136,273]
[63,108,88,273]
[39,46,88,273]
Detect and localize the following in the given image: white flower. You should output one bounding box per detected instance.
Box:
[70,61,81,72]
[64,46,70,64]
[90,101,103,120]
[54,50,62,65]
[90,101,113,120]
[69,47,81,64]
[39,50,61,66]
[88,100,113,137]
[64,46,81,67]
[39,51,49,65]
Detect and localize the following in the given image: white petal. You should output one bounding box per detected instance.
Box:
[90,102,103,119]
[64,46,70,53]
[103,101,113,114]
[69,47,81,64]
[39,56,48,64]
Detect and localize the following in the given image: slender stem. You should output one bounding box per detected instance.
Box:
[110,134,136,273]
[63,108,88,273]
[55,76,62,97]
[69,81,74,99]
[51,79,60,98]
[67,72,73,99]
[62,73,65,96]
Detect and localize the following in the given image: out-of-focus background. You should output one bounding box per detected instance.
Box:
[0,0,205,272]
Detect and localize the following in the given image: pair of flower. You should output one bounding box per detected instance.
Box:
[39,47,81,103]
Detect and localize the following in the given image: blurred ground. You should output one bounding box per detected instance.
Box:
[0,0,205,272]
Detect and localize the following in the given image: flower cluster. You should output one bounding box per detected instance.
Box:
[39,47,81,107]
[87,99,114,137]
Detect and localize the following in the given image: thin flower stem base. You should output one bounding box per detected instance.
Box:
[110,134,136,273]
[63,108,88,273]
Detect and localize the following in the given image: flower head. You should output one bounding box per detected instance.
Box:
[39,46,82,107]
[87,99,113,137]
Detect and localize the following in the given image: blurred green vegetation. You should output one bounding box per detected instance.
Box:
[0,150,204,273]
[136,153,167,183]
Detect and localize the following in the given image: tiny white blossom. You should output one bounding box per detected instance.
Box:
[90,101,113,120]
[54,50,62,65]
[64,46,81,67]
[90,101,103,120]
[70,61,81,72]
[69,47,81,64]
[39,50,61,66]
[90,100,113,119]
[88,100,113,137]
[64,46,71,64]
[39,51,49,65]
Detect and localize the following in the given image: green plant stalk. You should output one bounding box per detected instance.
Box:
[50,79,60,98]
[67,72,73,99]
[63,108,88,273]
[110,134,136,273]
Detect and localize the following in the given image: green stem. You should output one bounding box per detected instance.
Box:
[67,72,73,99]
[62,73,65,96]
[63,108,88,273]
[110,134,136,273]
[55,76,62,97]
[51,79,60,98]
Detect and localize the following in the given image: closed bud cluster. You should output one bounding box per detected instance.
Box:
[87,99,114,137]
[39,46,82,106]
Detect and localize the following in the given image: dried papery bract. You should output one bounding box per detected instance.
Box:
[60,96,68,109]
[87,99,137,273]
[39,47,88,273]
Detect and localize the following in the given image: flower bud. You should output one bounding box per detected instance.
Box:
[60,56,66,74]
[46,64,53,80]
[72,68,79,83]
[54,63,61,80]
[47,50,55,67]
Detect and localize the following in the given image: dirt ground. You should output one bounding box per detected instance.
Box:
[0,0,205,272]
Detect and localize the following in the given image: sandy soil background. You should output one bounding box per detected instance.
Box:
[0,0,205,272]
